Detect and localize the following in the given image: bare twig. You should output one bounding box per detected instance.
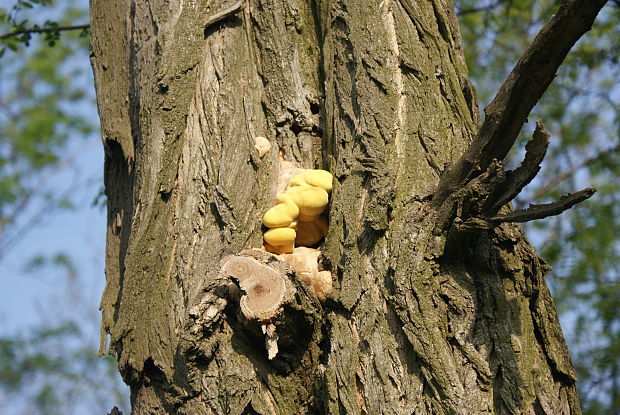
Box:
[0,24,89,41]
[458,187,596,230]
[489,187,596,224]
[456,1,502,16]
[432,0,608,209]
[485,120,550,214]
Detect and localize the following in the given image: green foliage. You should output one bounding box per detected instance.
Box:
[0,254,128,414]
[0,0,87,53]
[0,0,93,257]
[0,2,127,413]
[457,1,620,413]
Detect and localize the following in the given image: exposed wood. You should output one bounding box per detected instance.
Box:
[220,253,295,321]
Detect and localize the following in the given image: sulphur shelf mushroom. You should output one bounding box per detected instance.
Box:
[262,169,332,254]
[263,227,296,254]
[262,198,299,228]
[301,169,333,192]
[285,185,329,222]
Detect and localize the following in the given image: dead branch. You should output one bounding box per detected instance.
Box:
[459,188,597,230]
[489,187,596,223]
[433,0,608,209]
[484,120,550,214]
[204,0,245,30]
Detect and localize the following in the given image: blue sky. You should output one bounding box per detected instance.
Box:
[0,137,105,332]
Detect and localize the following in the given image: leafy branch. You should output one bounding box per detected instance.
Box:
[0,22,89,42]
[0,0,89,52]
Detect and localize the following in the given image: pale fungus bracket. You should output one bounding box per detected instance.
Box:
[254,136,271,158]
[280,247,332,302]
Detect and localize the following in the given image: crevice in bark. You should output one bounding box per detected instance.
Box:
[129,358,172,415]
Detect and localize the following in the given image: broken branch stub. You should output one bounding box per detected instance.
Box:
[484,120,550,215]
[220,255,295,321]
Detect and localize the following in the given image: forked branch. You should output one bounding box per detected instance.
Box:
[483,120,550,215]
[433,0,608,209]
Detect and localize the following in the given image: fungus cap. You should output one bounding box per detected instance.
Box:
[263,242,295,254]
[285,186,329,219]
[275,193,300,218]
[263,204,297,228]
[303,169,333,192]
[289,174,307,187]
[264,227,296,247]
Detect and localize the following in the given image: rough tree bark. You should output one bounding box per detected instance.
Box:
[90,0,606,413]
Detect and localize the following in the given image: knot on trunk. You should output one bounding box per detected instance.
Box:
[221,252,296,321]
[220,249,324,361]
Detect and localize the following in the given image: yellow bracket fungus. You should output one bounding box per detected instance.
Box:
[263,227,296,254]
[262,193,300,228]
[302,169,333,192]
[262,169,332,254]
[287,186,329,221]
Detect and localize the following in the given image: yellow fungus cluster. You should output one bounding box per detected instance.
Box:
[263,169,333,254]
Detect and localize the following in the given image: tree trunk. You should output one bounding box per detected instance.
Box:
[91,0,588,413]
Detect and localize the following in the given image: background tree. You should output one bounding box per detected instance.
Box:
[92,0,608,414]
[0,0,94,258]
